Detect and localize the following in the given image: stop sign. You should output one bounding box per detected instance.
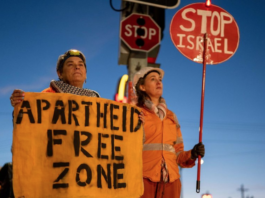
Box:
[120,13,161,52]
[170,3,240,64]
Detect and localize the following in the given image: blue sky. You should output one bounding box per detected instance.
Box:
[0,0,264,198]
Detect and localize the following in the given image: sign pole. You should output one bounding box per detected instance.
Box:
[197,33,208,193]
[169,1,240,194]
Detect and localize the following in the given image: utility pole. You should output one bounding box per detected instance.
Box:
[237,184,248,198]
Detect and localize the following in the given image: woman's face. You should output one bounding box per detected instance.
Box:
[57,57,87,88]
[140,71,163,99]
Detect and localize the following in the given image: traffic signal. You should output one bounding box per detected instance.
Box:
[135,17,146,47]
[134,6,165,46]
[149,6,164,40]
[115,74,128,103]
[147,6,165,67]
[202,193,212,198]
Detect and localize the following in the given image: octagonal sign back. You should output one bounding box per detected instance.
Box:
[120,13,161,52]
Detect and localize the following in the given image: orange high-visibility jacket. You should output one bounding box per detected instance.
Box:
[142,106,195,182]
[41,87,56,93]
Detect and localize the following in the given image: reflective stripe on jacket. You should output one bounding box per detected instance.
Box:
[142,106,195,182]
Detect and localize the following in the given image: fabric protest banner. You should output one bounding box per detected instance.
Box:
[12,92,143,198]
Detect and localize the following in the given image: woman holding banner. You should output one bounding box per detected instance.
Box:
[10,49,99,106]
[132,67,205,198]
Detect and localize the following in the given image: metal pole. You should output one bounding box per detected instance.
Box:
[196,33,208,193]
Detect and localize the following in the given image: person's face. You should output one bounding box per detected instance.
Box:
[140,71,163,99]
[57,57,87,88]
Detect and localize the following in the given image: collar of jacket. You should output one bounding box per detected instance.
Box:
[141,105,176,122]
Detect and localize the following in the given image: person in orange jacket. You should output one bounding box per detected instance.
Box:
[132,67,205,198]
[10,49,99,106]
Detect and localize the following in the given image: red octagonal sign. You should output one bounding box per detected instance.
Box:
[170,3,240,64]
[120,13,161,52]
